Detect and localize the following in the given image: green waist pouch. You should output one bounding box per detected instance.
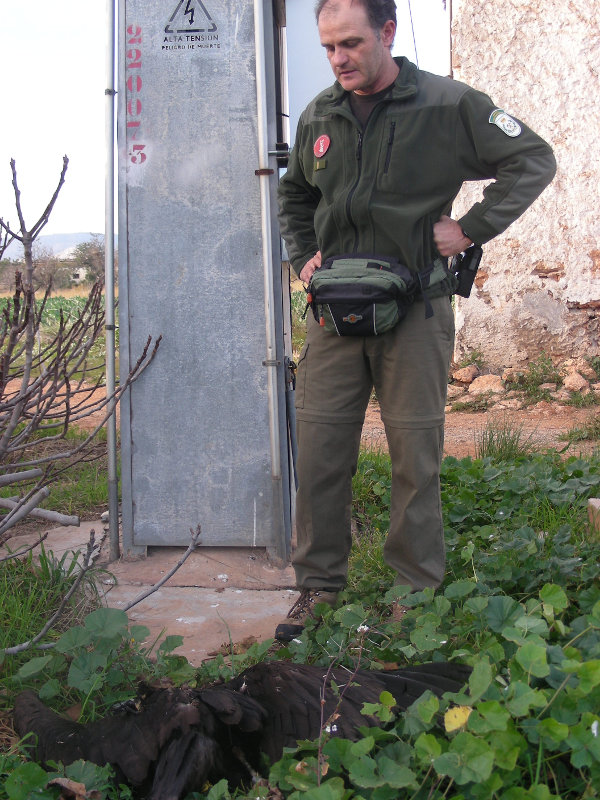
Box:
[307,254,418,336]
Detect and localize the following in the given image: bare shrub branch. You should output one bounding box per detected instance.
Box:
[122,525,202,612]
[0,156,165,654]
[0,158,162,546]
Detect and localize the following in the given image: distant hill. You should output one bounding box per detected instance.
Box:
[2,232,117,261]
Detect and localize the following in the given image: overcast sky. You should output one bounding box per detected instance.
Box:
[0,1,448,240]
[0,2,107,238]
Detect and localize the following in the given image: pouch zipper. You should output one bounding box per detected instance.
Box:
[383,121,396,173]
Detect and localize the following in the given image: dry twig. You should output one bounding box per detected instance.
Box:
[0,158,161,545]
[122,525,202,612]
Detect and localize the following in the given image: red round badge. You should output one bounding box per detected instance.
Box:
[313,135,331,158]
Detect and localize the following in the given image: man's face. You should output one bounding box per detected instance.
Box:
[318,0,397,95]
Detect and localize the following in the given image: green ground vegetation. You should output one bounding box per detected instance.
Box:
[2,301,600,798]
[561,414,600,444]
[3,430,600,798]
[0,426,112,519]
[0,294,113,378]
[505,354,564,405]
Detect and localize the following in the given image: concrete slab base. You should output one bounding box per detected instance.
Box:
[103,584,297,664]
[3,520,297,667]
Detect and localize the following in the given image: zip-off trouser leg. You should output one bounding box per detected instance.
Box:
[293,295,455,592]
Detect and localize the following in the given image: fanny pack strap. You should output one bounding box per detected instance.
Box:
[416,258,449,319]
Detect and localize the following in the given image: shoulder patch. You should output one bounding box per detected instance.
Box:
[489,109,522,137]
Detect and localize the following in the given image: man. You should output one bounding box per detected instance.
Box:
[275,0,556,642]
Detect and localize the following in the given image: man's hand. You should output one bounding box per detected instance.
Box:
[433,215,472,257]
[299,251,322,284]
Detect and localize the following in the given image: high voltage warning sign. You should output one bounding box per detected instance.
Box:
[165,0,216,34]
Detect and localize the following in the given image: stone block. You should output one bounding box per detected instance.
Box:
[587,498,600,540]
[468,374,504,395]
[452,365,479,383]
[447,384,467,399]
[563,372,589,392]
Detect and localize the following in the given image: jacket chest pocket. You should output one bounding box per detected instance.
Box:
[376,114,456,195]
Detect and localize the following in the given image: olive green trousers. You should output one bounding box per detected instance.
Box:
[293,295,455,592]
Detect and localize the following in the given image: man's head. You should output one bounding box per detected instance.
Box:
[316,0,399,95]
[315,0,397,30]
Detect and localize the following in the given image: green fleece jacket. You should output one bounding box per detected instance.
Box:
[278,57,556,281]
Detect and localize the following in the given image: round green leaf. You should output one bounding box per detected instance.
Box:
[84,608,129,638]
[5,762,51,799]
[444,580,477,600]
[414,732,442,762]
[377,756,416,788]
[576,659,600,693]
[55,625,93,653]
[486,596,522,633]
[348,755,382,788]
[539,583,568,610]
[514,642,550,678]
[15,655,53,681]
[537,717,569,744]
[468,659,493,702]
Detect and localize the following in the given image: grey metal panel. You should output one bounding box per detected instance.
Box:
[118,0,290,551]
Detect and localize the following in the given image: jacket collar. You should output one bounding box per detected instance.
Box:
[315,57,418,115]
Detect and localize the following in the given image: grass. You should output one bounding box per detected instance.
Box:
[589,356,600,381]
[0,425,113,520]
[560,412,600,443]
[566,390,597,408]
[474,414,537,460]
[44,452,113,517]
[509,352,563,403]
[458,347,485,370]
[450,394,491,413]
[0,545,101,674]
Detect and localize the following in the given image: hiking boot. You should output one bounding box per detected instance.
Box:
[275,589,339,642]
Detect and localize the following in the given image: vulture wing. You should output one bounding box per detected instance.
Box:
[13,684,266,795]
[13,660,470,798]
[221,660,471,763]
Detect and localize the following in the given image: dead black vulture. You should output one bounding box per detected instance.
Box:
[13,660,470,799]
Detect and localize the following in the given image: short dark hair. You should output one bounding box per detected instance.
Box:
[315,0,397,30]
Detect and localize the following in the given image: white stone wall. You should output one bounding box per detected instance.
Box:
[451,0,600,369]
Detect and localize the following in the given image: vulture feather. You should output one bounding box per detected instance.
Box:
[13,660,470,799]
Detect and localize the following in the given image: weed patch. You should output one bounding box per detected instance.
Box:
[0,546,102,678]
[451,394,491,413]
[458,347,485,370]
[3,448,600,798]
[566,390,598,408]
[511,352,563,402]
[0,426,114,522]
[561,413,600,443]
[474,414,537,460]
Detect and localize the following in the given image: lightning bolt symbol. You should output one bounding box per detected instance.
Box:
[184,0,194,25]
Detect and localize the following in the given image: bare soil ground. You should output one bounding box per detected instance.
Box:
[4,394,598,544]
[362,399,599,459]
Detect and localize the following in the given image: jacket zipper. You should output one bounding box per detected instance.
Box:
[384,121,396,173]
[345,130,363,253]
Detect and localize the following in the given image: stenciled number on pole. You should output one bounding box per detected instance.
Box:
[126,25,146,165]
